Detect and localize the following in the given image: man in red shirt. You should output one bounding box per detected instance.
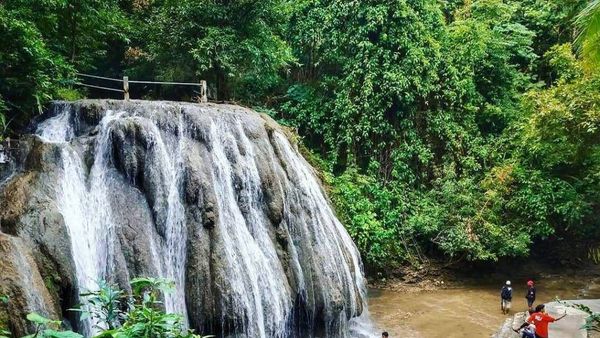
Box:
[517,304,567,338]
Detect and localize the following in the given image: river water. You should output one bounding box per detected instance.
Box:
[368,275,600,337]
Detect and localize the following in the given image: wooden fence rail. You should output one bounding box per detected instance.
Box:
[75,73,208,103]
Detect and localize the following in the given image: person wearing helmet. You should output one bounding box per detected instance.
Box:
[526,280,536,312]
[501,280,513,314]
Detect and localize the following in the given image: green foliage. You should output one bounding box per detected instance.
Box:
[0,0,128,132]
[76,278,209,338]
[512,60,600,237]
[126,0,293,102]
[0,5,73,127]
[575,0,600,70]
[328,168,402,268]
[22,312,83,338]
[281,0,542,268]
[544,44,583,83]
[285,0,447,165]
[75,281,125,330]
[0,101,6,141]
[2,0,600,271]
[2,0,130,70]
[56,88,84,102]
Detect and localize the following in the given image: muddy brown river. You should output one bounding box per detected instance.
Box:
[368,275,600,337]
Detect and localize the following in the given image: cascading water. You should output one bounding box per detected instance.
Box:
[31,100,372,337]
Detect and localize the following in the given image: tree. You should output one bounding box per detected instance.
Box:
[0,0,129,133]
[0,5,72,129]
[125,0,294,102]
[575,0,600,69]
[281,0,539,267]
[2,0,130,71]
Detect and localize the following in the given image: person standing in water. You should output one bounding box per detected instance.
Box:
[526,280,536,312]
[501,280,513,314]
[517,304,566,338]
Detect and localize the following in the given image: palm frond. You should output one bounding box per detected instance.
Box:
[575,0,600,67]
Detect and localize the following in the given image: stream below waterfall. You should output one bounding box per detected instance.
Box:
[368,274,600,337]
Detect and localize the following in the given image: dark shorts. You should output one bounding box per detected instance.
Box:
[522,331,535,338]
[527,298,535,307]
[535,334,545,338]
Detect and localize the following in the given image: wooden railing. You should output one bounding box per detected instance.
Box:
[75,73,208,103]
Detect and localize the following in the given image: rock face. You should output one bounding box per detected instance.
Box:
[0,100,369,337]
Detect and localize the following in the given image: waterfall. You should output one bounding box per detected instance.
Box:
[32,100,372,337]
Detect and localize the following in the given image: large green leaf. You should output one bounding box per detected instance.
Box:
[26,312,55,325]
[44,329,84,338]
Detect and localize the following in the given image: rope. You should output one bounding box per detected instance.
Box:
[76,73,202,86]
[75,73,123,82]
[75,82,123,93]
[128,80,202,86]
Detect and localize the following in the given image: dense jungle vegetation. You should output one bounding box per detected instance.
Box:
[1,0,600,271]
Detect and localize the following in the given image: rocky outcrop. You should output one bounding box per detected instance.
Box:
[0,100,368,337]
[0,234,61,335]
[492,312,527,338]
[0,137,80,335]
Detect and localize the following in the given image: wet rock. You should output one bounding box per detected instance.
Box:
[0,100,367,337]
[110,117,170,238]
[106,171,158,288]
[0,234,61,336]
[182,142,219,229]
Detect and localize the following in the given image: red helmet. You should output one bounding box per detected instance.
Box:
[527,280,534,286]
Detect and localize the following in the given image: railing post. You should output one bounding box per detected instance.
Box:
[200,80,207,103]
[123,76,129,100]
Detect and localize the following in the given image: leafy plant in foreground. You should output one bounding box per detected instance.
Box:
[78,278,212,338]
[73,281,126,331]
[22,313,82,338]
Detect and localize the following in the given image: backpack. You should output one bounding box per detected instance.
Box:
[501,286,512,299]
